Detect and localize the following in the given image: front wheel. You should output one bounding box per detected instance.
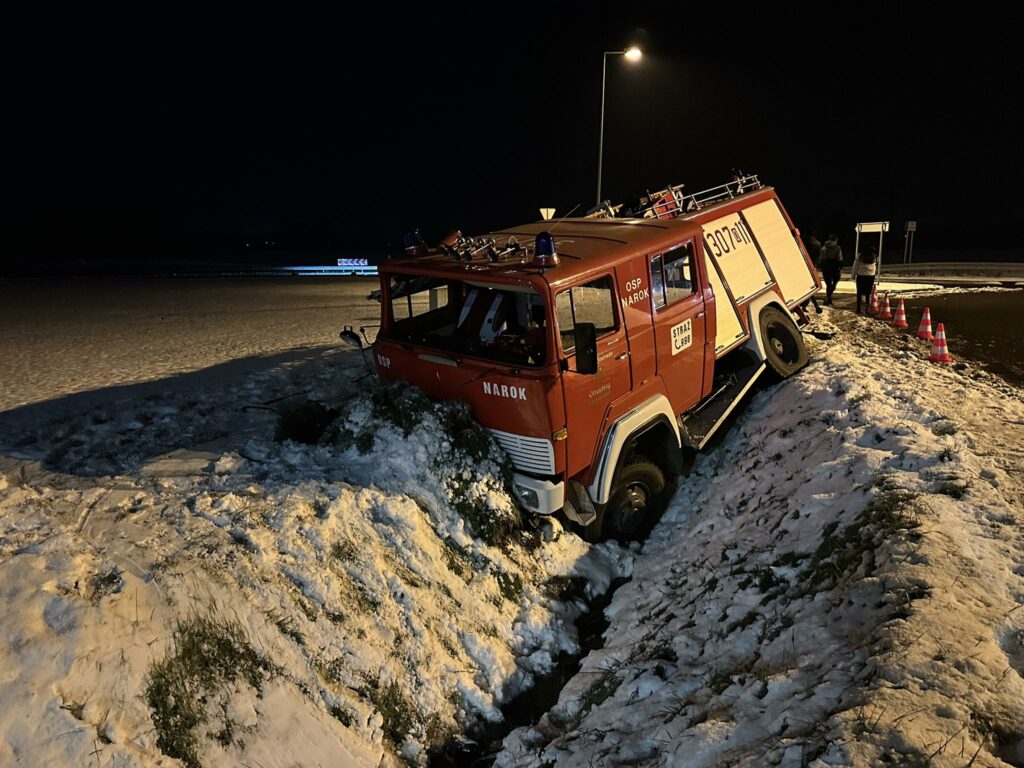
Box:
[759,306,808,379]
[602,457,667,542]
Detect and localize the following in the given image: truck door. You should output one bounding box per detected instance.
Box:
[649,241,706,413]
[556,274,632,478]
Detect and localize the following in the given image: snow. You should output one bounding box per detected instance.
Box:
[831,278,942,294]
[0,278,381,411]
[831,280,1023,300]
[497,308,1024,768]
[0,335,630,767]
[3,281,1023,767]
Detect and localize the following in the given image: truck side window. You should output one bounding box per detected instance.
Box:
[390,276,453,323]
[650,243,695,309]
[556,275,618,352]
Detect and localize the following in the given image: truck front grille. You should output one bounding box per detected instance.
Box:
[487,429,556,475]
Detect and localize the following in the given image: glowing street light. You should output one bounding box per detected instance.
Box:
[597,46,643,206]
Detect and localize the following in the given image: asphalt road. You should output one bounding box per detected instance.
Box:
[829,289,1023,386]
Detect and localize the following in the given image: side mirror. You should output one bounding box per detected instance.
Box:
[339,325,363,348]
[573,322,598,374]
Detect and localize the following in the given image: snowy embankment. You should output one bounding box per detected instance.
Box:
[0,348,629,767]
[498,309,1024,768]
[2,305,1023,768]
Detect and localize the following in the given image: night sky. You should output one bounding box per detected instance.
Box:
[8,4,1024,272]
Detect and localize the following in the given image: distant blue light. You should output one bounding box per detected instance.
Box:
[278,266,378,275]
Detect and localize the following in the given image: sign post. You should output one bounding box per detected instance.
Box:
[854,221,890,278]
[904,220,917,264]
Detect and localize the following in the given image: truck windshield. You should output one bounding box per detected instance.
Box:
[386,275,548,367]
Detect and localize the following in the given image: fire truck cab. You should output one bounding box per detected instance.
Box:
[368,176,820,540]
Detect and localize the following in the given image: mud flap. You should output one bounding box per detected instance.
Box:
[563,480,598,526]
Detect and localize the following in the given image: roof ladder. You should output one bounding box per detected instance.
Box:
[648,183,686,219]
[636,174,765,219]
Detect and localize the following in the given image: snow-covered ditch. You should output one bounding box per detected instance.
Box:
[3,307,1023,768]
[0,351,630,767]
[497,309,1024,768]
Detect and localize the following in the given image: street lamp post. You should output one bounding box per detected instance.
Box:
[597,46,642,207]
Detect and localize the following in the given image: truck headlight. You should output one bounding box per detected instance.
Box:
[514,484,539,509]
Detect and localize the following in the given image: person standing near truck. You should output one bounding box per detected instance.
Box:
[807,234,823,265]
[851,244,877,314]
[818,234,843,305]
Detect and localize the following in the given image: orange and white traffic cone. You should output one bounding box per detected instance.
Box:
[892,298,908,328]
[879,293,893,319]
[929,323,953,363]
[869,284,879,315]
[916,307,934,341]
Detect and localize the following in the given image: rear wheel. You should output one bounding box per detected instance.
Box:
[603,457,667,541]
[759,306,808,379]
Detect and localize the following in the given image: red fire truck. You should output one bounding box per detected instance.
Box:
[363,175,820,540]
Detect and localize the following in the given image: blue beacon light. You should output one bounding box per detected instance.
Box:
[534,231,559,268]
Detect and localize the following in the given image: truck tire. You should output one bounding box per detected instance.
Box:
[759,306,808,379]
[603,457,667,541]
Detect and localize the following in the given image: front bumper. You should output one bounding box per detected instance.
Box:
[512,473,564,515]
